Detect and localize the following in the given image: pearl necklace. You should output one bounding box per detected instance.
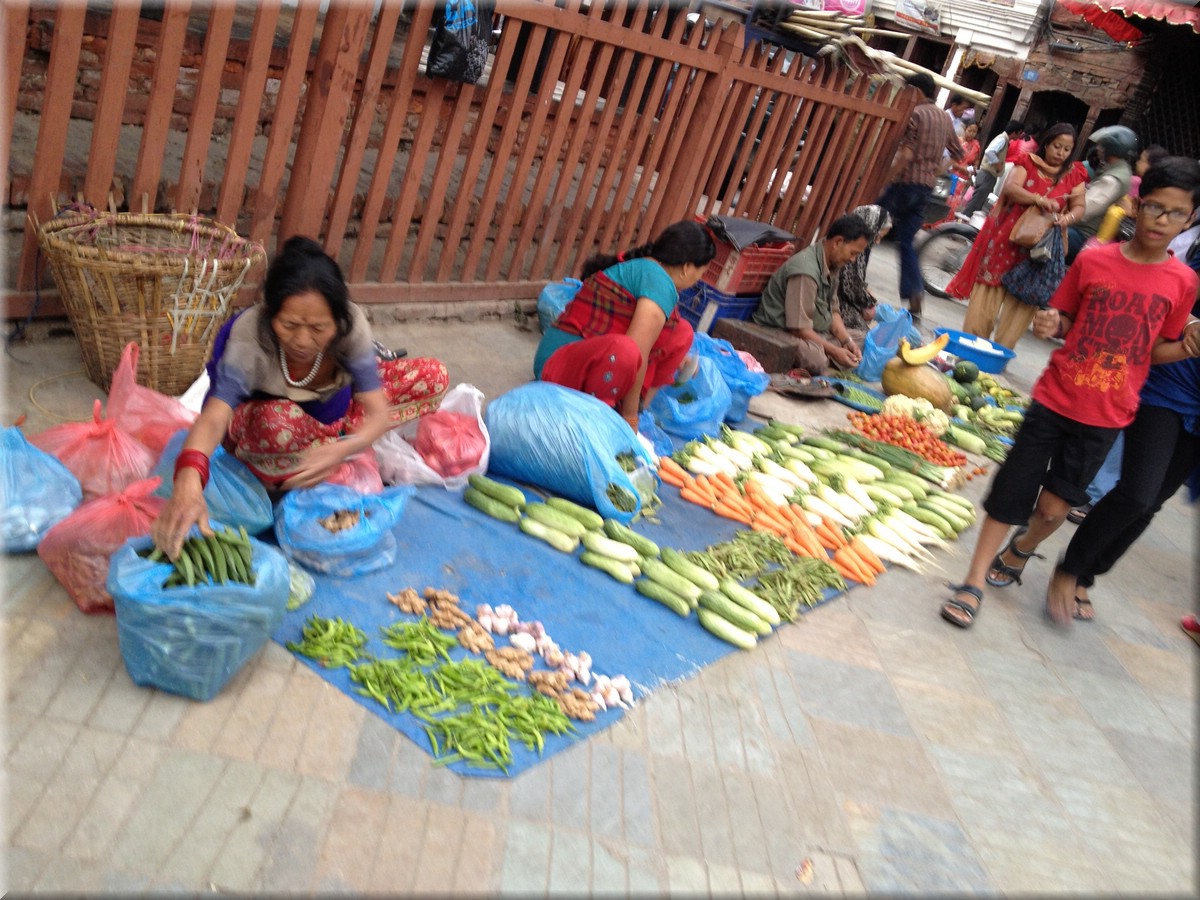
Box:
[279,344,324,388]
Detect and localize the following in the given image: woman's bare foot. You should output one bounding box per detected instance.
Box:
[1045,568,1078,626]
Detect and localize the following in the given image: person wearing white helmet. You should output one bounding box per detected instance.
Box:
[1066,125,1141,263]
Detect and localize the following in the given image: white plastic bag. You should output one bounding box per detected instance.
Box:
[373,384,490,489]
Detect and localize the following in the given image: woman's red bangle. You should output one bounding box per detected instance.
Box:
[174,449,210,489]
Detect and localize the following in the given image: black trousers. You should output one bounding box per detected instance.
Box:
[1059,403,1200,588]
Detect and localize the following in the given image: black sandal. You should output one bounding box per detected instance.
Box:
[941,583,983,629]
[985,527,1044,588]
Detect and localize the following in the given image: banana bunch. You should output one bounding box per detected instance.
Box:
[898,333,950,366]
[142,526,256,588]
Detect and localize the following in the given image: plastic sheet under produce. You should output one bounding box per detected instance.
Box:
[1,426,83,552]
[272,478,845,777]
[274,483,415,576]
[108,534,290,701]
[485,382,656,523]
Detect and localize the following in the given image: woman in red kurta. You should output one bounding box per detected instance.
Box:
[950,123,1089,349]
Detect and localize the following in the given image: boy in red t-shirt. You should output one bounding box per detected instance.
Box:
[941,157,1200,629]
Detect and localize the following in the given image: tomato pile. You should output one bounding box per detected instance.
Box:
[847,412,968,468]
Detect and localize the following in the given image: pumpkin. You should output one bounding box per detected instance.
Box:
[880,357,955,413]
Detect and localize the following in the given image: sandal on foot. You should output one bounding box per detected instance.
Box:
[1073,595,1095,622]
[941,583,983,629]
[985,527,1044,588]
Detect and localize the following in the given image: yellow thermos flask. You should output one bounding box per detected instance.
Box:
[1096,204,1126,242]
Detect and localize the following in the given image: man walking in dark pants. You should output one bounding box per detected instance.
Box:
[876,73,963,323]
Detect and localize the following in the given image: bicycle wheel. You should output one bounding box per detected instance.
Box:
[919,224,976,299]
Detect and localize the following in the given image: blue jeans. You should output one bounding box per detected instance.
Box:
[1085,431,1124,505]
[877,182,932,303]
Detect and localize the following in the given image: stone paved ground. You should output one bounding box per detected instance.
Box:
[2,244,1196,895]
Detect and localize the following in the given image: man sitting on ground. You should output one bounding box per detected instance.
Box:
[751,214,873,375]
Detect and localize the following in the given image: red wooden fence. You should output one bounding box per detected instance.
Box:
[3,0,915,318]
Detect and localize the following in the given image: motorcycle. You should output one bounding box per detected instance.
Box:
[917,173,989,299]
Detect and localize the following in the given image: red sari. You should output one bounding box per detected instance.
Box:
[948,154,1088,299]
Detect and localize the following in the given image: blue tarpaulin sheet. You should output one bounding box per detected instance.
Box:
[271,472,844,778]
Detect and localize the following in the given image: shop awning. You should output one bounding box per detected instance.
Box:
[1059,0,1145,41]
[1084,0,1200,36]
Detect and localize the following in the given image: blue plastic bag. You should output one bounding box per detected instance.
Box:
[486,382,657,523]
[638,409,674,458]
[691,332,770,423]
[2,426,83,552]
[153,429,274,535]
[273,483,415,577]
[855,303,913,382]
[648,355,733,440]
[536,277,583,333]
[107,532,290,701]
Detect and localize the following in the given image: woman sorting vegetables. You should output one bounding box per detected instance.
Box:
[151,236,449,559]
[948,122,1089,349]
[837,204,893,330]
[533,220,716,431]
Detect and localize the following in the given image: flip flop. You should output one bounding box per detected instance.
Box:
[1073,595,1095,622]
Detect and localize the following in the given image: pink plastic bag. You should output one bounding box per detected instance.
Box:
[325,447,385,494]
[107,342,198,455]
[413,410,487,478]
[37,477,166,614]
[375,384,490,489]
[29,399,157,501]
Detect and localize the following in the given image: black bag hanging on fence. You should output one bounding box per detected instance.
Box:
[1002,225,1067,308]
[427,0,494,85]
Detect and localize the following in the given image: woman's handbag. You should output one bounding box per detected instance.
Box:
[1008,205,1054,248]
[1002,225,1067,308]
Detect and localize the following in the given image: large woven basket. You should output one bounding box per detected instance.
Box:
[36,210,266,396]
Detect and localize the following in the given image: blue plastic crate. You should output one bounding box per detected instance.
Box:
[677,282,760,333]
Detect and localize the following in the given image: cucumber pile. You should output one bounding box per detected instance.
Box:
[462,474,780,650]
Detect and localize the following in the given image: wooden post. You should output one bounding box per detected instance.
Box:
[2,0,31,204]
[16,3,86,292]
[83,3,140,206]
[278,2,373,243]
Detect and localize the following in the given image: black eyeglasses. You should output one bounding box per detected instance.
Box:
[1139,201,1193,225]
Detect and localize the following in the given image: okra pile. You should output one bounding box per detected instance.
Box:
[140,526,256,588]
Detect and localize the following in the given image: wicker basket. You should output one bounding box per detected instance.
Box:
[36,210,266,396]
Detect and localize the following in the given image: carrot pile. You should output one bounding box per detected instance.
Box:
[657,456,885,585]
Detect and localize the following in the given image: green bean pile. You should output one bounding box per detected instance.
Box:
[752,556,846,620]
[290,613,576,772]
[380,616,458,665]
[685,530,793,581]
[286,615,368,668]
[839,383,884,412]
[349,657,453,715]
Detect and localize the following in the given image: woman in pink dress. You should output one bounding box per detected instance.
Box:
[949,123,1090,349]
